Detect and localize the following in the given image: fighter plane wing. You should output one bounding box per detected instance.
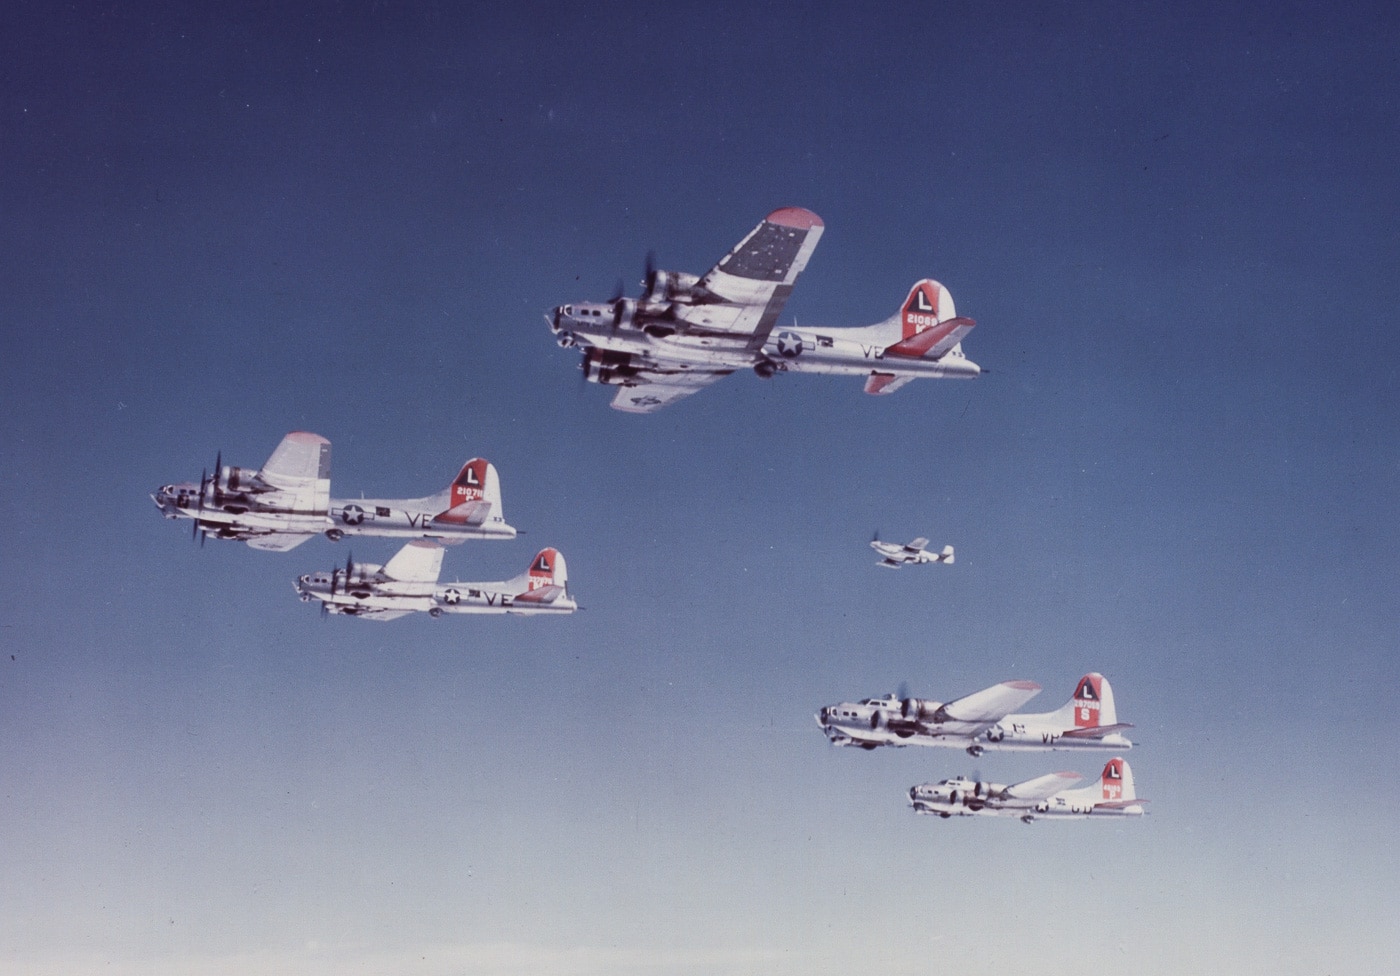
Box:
[246,531,318,552]
[940,680,1043,724]
[258,431,332,513]
[609,369,734,414]
[906,538,930,552]
[692,208,824,351]
[381,541,445,583]
[1002,771,1083,802]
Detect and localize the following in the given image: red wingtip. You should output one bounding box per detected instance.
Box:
[765,207,823,230]
[285,431,330,445]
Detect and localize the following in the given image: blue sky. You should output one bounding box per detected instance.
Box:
[3,2,1398,974]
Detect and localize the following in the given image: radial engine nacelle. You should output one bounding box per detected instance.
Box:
[900,698,946,723]
[643,269,703,304]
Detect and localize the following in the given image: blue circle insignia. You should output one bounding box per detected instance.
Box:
[776,331,804,358]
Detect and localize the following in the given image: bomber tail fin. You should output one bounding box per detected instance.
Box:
[1097,757,1138,804]
[510,548,570,605]
[1045,673,1119,731]
[877,279,976,360]
[432,458,504,526]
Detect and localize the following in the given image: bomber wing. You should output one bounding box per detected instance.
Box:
[352,608,414,621]
[246,531,318,552]
[609,369,734,414]
[941,680,1043,725]
[1002,771,1083,802]
[691,208,824,351]
[380,541,445,583]
[258,431,331,513]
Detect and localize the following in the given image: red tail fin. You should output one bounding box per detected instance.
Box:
[898,279,953,339]
[450,459,489,506]
[1101,758,1126,800]
[527,548,562,590]
[1072,674,1104,729]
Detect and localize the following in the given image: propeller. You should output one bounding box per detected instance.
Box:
[191,468,212,545]
[332,551,353,597]
[609,278,625,304]
[896,680,911,702]
[643,250,657,296]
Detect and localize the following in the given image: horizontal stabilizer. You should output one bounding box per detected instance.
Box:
[863,372,915,396]
[1059,722,1135,740]
[883,316,976,360]
[1094,798,1148,809]
[432,499,492,526]
[1004,771,1082,801]
[513,583,565,605]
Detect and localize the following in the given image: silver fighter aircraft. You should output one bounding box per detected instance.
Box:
[152,431,516,551]
[909,757,1146,823]
[816,673,1134,756]
[548,208,981,412]
[295,542,577,620]
[870,535,954,568]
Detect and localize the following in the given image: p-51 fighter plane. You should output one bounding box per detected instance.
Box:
[909,757,1145,823]
[816,673,1134,756]
[295,542,577,620]
[871,535,954,568]
[548,208,981,413]
[152,431,516,551]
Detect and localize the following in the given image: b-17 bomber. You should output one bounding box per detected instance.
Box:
[909,758,1145,823]
[296,542,577,620]
[817,673,1133,756]
[152,431,516,551]
[548,208,980,413]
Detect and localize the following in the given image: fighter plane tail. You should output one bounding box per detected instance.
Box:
[432,458,504,526]
[938,544,955,564]
[877,279,976,360]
